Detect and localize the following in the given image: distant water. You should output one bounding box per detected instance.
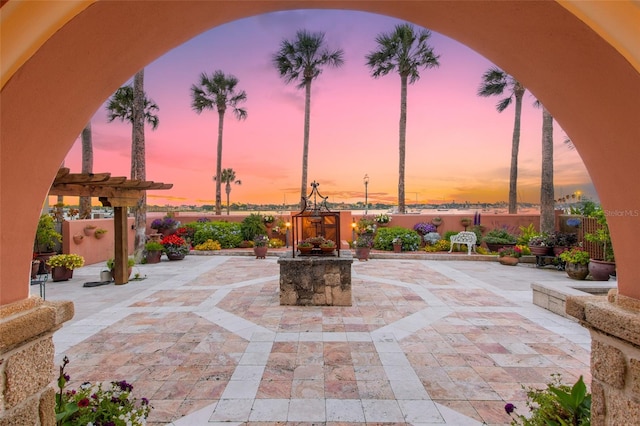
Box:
[166,207,536,217]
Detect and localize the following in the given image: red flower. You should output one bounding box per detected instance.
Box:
[78,397,90,407]
[161,234,186,247]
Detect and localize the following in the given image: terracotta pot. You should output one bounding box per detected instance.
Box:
[254,246,268,259]
[146,250,162,264]
[110,267,133,280]
[72,234,85,244]
[320,246,335,254]
[565,262,589,280]
[149,233,163,242]
[588,259,616,281]
[83,226,96,236]
[35,252,56,274]
[94,231,106,240]
[553,246,570,256]
[355,247,370,261]
[393,243,402,253]
[51,266,73,282]
[298,246,313,255]
[431,218,442,227]
[498,256,519,266]
[167,252,186,261]
[31,260,41,279]
[529,245,551,256]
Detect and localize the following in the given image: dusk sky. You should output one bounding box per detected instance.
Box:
[61,9,596,207]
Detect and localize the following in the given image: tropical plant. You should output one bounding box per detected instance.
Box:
[477,67,526,214]
[34,214,62,253]
[373,226,421,251]
[106,257,135,270]
[144,241,164,252]
[55,356,151,425]
[272,29,344,209]
[505,374,590,426]
[46,254,85,270]
[366,23,439,214]
[253,235,269,247]
[559,248,590,265]
[240,214,267,242]
[106,70,159,262]
[191,70,248,215]
[214,168,241,215]
[518,223,538,245]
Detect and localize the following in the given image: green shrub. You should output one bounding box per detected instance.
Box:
[443,231,459,242]
[518,223,538,245]
[373,226,421,251]
[193,221,242,248]
[240,214,267,241]
[483,227,517,244]
[144,241,164,251]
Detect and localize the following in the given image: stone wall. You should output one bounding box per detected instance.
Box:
[0,297,74,425]
[567,290,640,425]
[278,251,353,306]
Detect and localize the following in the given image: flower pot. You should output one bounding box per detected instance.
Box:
[320,246,335,254]
[149,233,163,243]
[393,243,402,253]
[166,252,186,261]
[254,246,268,259]
[553,246,570,256]
[72,234,85,245]
[35,252,56,274]
[529,245,551,256]
[31,260,41,279]
[431,218,442,227]
[588,259,616,281]
[83,226,97,236]
[51,266,73,282]
[498,256,519,266]
[565,262,589,280]
[355,247,370,261]
[486,243,514,253]
[94,232,106,240]
[110,267,133,280]
[298,246,313,255]
[146,250,162,264]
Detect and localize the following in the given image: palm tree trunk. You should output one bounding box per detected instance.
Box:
[215,110,225,215]
[398,75,408,214]
[300,79,312,210]
[132,69,147,261]
[79,122,93,219]
[540,107,555,234]
[508,86,524,214]
[226,183,231,215]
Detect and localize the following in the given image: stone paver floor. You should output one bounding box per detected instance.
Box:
[46,253,593,425]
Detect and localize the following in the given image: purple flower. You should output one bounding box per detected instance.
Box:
[504,403,516,414]
[413,222,436,234]
[141,397,149,405]
[63,373,70,381]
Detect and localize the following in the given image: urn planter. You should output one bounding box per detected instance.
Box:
[167,252,186,261]
[355,247,370,261]
[565,262,589,280]
[254,246,268,259]
[588,259,616,281]
[146,250,162,264]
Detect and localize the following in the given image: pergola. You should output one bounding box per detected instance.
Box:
[48,168,173,284]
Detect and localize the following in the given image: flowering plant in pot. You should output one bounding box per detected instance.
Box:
[254,234,269,247]
[559,247,590,280]
[483,227,517,252]
[584,208,615,280]
[374,213,391,224]
[145,241,164,264]
[150,216,179,233]
[161,234,189,259]
[356,217,377,235]
[413,222,436,235]
[55,356,151,425]
[528,234,552,256]
[305,236,326,247]
[47,254,85,270]
[498,246,522,265]
[263,214,275,224]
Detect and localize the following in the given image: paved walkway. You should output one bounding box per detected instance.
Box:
[46,252,592,425]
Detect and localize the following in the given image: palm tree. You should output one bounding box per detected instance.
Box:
[272,29,344,209]
[106,69,159,260]
[79,122,93,219]
[214,168,242,215]
[365,23,439,214]
[191,71,247,215]
[477,67,526,214]
[540,106,555,234]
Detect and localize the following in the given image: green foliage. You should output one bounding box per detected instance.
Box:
[483,227,517,244]
[507,374,591,426]
[35,214,62,252]
[569,200,598,217]
[373,226,421,251]
[584,208,614,261]
[443,231,459,242]
[476,246,489,255]
[240,214,267,241]
[559,248,590,265]
[424,239,450,252]
[194,239,221,251]
[193,221,243,248]
[518,223,538,245]
[516,244,531,256]
[106,257,135,270]
[144,241,164,251]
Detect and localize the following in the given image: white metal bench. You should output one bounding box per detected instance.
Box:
[448,231,477,255]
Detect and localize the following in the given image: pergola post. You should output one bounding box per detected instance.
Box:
[113,206,129,285]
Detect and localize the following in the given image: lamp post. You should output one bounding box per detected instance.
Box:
[285,221,291,248]
[363,174,369,214]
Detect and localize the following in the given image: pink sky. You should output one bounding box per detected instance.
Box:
[61,10,595,207]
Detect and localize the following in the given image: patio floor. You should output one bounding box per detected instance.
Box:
[46,251,593,425]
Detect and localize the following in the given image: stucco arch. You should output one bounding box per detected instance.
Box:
[1,0,639,304]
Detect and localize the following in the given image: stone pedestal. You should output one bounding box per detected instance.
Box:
[0,297,74,425]
[567,290,640,425]
[278,250,353,306]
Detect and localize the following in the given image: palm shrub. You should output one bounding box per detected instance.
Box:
[193,221,242,248]
[240,213,267,241]
[373,226,421,251]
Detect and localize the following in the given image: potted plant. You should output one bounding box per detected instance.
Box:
[263,214,275,228]
[34,214,62,273]
[320,239,336,254]
[253,234,269,258]
[497,246,522,266]
[356,217,377,235]
[483,227,517,252]
[460,217,472,229]
[72,234,85,245]
[161,234,189,260]
[305,236,326,247]
[413,222,436,236]
[106,257,135,280]
[354,234,374,261]
[297,240,313,255]
[559,248,590,280]
[47,253,85,281]
[240,213,268,243]
[392,236,403,253]
[150,216,180,236]
[94,228,108,239]
[528,234,552,256]
[550,231,578,255]
[585,209,615,280]
[144,241,164,264]
[374,214,391,226]
[431,216,442,227]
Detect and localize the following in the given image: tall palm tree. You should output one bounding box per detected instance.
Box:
[365,23,439,214]
[540,106,555,234]
[272,29,344,209]
[106,69,159,260]
[191,71,247,215]
[79,122,93,219]
[477,67,525,214]
[214,168,242,215]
